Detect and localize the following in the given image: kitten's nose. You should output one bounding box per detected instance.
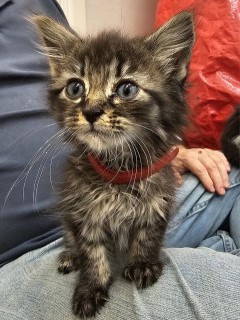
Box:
[82,108,104,124]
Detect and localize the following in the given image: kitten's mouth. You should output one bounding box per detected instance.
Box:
[89,124,95,132]
[87,123,105,135]
[80,124,112,142]
[85,122,117,136]
[76,122,126,152]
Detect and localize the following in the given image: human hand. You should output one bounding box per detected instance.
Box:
[172,146,231,195]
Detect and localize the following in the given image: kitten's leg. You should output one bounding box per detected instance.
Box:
[58,221,80,274]
[72,227,113,318]
[123,219,166,288]
[58,229,81,274]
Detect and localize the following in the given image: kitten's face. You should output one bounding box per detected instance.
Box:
[34,13,194,154]
[48,35,171,152]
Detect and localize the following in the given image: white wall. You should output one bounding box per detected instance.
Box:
[57,0,158,36]
[57,0,86,34]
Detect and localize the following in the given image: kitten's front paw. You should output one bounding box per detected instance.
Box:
[72,286,109,318]
[58,250,80,274]
[123,261,163,288]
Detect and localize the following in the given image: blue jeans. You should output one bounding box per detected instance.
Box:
[165,167,240,253]
[0,170,239,320]
[0,239,240,320]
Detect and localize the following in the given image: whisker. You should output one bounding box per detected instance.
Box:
[2,129,65,218]
[32,131,66,213]
[0,122,64,164]
[105,135,139,224]
[103,133,125,184]
[125,120,170,151]
[122,135,141,197]
[126,132,153,207]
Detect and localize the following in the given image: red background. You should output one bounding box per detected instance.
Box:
[155,0,240,149]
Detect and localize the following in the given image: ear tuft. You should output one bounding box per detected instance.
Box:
[33,14,78,48]
[145,11,195,82]
[32,15,79,74]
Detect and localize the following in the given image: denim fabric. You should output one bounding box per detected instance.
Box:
[165,167,240,251]
[0,239,240,320]
[199,231,238,252]
[230,194,240,248]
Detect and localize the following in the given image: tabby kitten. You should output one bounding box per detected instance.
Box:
[221,105,240,167]
[34,12,194,318]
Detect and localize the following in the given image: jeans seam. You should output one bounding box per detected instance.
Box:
[175,176,240,226]
[217,231,234,253]
[188,200,208,215]
[229,175,240,188]
[168,200,209,231]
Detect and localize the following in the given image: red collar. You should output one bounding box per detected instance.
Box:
[88,147,179,184]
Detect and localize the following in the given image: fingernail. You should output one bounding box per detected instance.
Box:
[210,186,215,193]
[219,187,226,195]
[224,180,229,188]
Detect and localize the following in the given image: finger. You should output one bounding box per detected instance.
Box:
[184,159,216,193]
[198,153,226,195]
[214,150,231,172]
[204,149,231,172]
[207,151,230,189]
[173,169,183,186]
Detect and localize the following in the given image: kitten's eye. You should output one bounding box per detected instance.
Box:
[65,80,85,100]
[116,82,139,100]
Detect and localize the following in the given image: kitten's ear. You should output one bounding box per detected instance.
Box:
[145,12,195,82]
[33,15,79,74]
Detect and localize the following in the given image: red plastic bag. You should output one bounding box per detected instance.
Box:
[155,0,240,150]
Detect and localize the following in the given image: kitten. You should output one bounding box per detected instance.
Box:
[221,105,240,167]
[34,12,194,318]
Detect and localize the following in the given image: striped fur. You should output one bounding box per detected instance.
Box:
[34,12,194,318]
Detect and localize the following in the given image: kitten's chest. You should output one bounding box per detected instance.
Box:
[76,176,169,227]
[63,159,174,237]
[83,182,165,250]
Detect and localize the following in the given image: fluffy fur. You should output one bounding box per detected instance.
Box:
[221,105,240,167]
[34,12,194,318]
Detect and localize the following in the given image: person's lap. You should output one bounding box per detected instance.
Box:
[0,170,240,319]
[165,167,240,252]
[0,238,240,320]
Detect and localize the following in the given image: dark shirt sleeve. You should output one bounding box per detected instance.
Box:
[0,0,70,266]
